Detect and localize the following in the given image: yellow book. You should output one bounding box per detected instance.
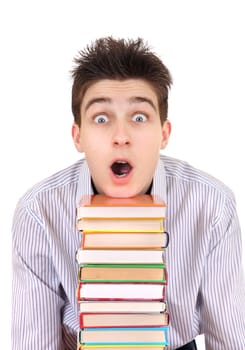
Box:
[77,218,164,232]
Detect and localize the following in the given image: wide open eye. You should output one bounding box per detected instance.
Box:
[94,114,109,124]
[132,113,148,123]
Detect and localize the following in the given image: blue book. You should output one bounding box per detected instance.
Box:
[78,326,169,346]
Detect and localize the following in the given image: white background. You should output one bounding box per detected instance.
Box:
[0,1,244,348]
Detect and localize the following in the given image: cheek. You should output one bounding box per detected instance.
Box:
[140,142,161,171]
[143,137,163,154]
[81,134,97,152]
[84,141,107,169]
[88,142,107,156]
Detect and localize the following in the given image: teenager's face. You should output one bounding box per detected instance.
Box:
[72,79,171,198]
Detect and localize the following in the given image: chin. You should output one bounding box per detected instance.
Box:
[104,186,139,198]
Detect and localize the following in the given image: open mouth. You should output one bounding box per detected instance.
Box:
[111,161,132,178]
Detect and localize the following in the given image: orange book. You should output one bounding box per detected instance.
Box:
[77,194,167,219]
[81,232,169,250]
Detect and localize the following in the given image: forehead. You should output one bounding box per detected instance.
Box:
[81,79,159,112]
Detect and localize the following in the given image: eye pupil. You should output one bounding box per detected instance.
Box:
[95,115,108,123]
[133,113,146,122]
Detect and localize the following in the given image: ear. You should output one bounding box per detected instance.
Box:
[71,123,84,153]
[161,120,171,149]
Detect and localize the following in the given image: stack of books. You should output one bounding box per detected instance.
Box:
[76,194,169,349]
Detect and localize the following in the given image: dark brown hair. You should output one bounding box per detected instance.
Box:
[71,37,172,126]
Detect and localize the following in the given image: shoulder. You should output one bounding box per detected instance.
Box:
[17,159,85,209]
[161,154,235,202]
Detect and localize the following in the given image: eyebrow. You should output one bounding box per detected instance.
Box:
[84,96,157,112]
[84,98,111,112]
[129,96,157,112]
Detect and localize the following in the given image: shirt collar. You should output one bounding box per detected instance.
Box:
[76,156,167,205]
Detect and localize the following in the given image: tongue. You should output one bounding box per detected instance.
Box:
[112,162,131,176]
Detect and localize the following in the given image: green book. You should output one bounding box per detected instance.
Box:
[78,263,167,283]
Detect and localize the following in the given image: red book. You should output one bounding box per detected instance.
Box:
[79,347,165,350]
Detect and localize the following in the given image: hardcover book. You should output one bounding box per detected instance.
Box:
[81,232,169,250]
[76,249,166,264]
[78,345,167,349]
[78,300,167,313]
[78,326,169,345]
[77,218,164,232]
[77,194,167,219]
[77,283,166,301]
[79,312,169,328]
[78,264,167,283]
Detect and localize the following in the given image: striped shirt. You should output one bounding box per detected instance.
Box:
[12,155,245,349]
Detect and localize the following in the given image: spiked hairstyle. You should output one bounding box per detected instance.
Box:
[71,37,172,126]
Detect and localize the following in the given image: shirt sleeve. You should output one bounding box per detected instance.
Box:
[199,194,245,349]
[12,200,65,350]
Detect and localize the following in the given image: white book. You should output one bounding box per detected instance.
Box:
[79,300,167,313]
[77,283,166,301]
[76,249,166,264]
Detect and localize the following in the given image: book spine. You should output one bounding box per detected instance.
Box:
[80,231,169,250]
[79,312,169,328]
[79,279,167,283]
[79,263,166,267]
[77,283,166,300]
[78,300,167,313]
[78,326,169,346]
[78,346,165,349]
[76,248,167,264]
[78,266,167,284]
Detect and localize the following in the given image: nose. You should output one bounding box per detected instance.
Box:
[113,136,130,146]
[112,122,130,146]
